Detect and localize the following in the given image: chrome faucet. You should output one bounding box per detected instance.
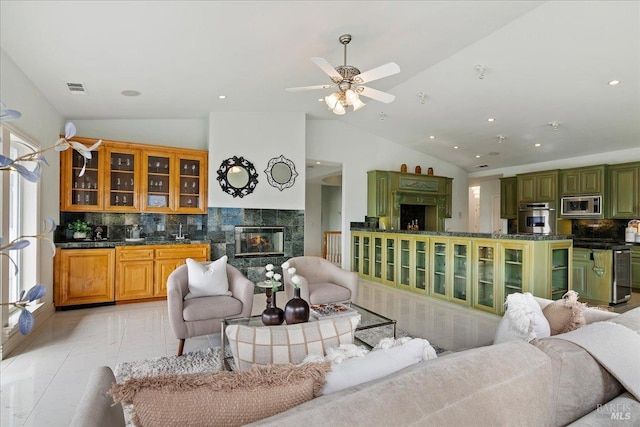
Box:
[174,222,186,240]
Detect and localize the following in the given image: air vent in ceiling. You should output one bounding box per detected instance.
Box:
[66,82,88,95]
[476,164,489,168]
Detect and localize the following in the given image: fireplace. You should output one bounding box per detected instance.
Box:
[235,226,285,257]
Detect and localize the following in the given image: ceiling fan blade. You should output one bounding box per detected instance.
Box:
[285,84,335,92]
[357,86,396,103]
[353,62,400,84]
[311,57,343,83]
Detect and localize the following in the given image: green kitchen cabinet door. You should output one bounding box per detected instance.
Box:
[608,162,639,218]
[500,177,517,219]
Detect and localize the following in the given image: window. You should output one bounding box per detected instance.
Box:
[1,125,39,314]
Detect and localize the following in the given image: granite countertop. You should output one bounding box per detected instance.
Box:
[55,239,211,249]
[349,228,573,241]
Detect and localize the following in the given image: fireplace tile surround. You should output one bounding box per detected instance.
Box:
[57,207,304,293]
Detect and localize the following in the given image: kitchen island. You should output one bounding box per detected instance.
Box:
[351,229,572,315]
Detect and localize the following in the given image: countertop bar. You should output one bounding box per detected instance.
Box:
[55,239,211,249]
[350,228,572,241]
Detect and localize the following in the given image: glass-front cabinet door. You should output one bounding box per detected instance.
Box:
[362,234,371,278]
[143,152,174,212]
[451,240,470,305]
[499,242,530,314]
[398,236,411,290]
[430,239,448,299]
[382,234,396,286]
[413,236,429,294]
[473,241,498,313]
[549,242,571,300]
[351,233,361,275]
[104,147,139,211]
[60,138,104,211]
[176,153,207,213]
[373,236,383,281]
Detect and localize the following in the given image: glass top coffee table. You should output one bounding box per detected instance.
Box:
[221,302,396,370]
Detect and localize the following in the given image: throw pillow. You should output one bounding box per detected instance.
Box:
[184,256,231,300]
[321,338,428,395]
[494,292,550,344]
[109,362,332,427]
[542,290,586,335]
[225,315,361,371]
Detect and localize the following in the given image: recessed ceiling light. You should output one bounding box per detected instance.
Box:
[608,80,620,86]
[316,161,321,165]
[429,135,436,139]
[318,98,324,102]
[487,117,495,122]
[453,146,459,149]
[218,95,226,99]
[475,155,481,158]
[121,90,140,97]
[534,143,542,147]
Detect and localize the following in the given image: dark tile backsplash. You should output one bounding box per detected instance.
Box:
[571,219,628,240]
[57,207,305,293]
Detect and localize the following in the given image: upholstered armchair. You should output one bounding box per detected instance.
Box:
[167,262,254,356]
[283,256,358,305]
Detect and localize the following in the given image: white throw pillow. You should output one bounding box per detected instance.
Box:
[184,256,231,300]
[321,338,426,395]
[494,292,550,344]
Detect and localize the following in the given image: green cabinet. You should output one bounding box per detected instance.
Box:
[560,165,606,196]
[367,171,389,217]
[608,162,639,218]
[413,236,429,294]
[351,231,372,279]
[500,177,517,219]
[517,170,558,203]
[473,241,497,313]
[632,246,640,292]
[571,248,612,302]
[429,237,470,306]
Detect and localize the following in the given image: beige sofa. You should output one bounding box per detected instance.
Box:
[72,302,640,427]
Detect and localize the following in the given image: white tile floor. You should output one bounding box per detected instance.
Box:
[1,279,500,427]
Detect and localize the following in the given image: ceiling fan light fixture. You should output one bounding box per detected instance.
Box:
[345,89,358,103]
[352,97,366,111]
[333,101,346,115]
[325,92,340,109]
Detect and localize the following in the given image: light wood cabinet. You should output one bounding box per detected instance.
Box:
[54,248,115,306]
[55,244,209,307]
[60,137,208,213]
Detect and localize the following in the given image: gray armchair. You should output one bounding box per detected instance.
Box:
[167,262,254,356]
[283,256,358,305]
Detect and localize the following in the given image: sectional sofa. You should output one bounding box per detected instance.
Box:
[71,300,640,427]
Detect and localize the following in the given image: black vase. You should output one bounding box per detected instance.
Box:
[262,290,284,326]
[284,287,310,324]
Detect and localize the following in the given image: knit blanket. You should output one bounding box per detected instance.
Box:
[552,321,640,401]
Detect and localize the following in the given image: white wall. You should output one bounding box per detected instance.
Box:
[322,185,342,232]
[208,112,305,210]
[71,119,208,149]
[304,182,322,257]
[0,48,63,356]
[306,119,469,268]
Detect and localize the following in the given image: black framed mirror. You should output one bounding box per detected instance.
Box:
[216,156,259,198]
[264,155,298,191]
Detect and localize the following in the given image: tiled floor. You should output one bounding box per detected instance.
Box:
[2,279,636,426]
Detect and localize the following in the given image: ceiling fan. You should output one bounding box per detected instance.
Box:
[286,34,400,115]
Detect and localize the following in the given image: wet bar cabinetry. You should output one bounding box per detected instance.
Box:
[55,243,209,307]
[60,137,207,213]
[351,230,572,315]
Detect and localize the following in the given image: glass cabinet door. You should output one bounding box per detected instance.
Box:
[452,243,469,302]
[362,235,371,277]
[550,245,570,300]
[474,243,496,312]
[504,248,523,296]
[413,237,428,293]
[383,236,396,285]
[398,237,411,289]
[432,241,447,297]
[105,148,139,211]
[144,153,173,211]
[351,234,361,274]
[70,150,101,208]
[373,237,383,280]
[178,157,203,212]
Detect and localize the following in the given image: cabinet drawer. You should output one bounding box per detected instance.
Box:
[572,248,591,262]
[155,245,209,260]
[116,247,154,261]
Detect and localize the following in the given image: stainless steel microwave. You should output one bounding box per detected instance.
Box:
[560,195,602,217]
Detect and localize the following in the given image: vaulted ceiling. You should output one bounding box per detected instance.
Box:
[1,1,638,173]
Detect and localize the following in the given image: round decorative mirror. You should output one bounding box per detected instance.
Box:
[264,155,298,191]
[216,156,259,198]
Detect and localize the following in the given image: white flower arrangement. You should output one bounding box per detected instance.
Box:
[281,261,301,288]
[264,263,281,292]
